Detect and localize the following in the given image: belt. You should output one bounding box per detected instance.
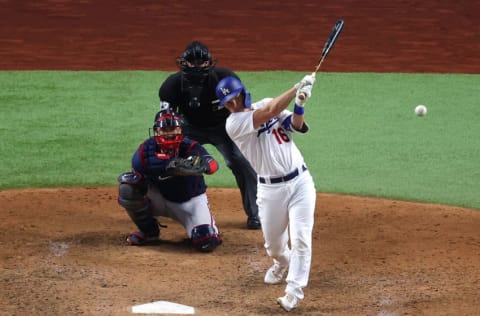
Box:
[258,165,307,184]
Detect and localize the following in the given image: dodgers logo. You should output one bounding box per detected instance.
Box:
[220,87,230,96]
[257,117,279,137]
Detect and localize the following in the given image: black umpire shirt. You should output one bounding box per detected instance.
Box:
[159,67,240,128]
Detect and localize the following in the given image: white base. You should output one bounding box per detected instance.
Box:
[131,301,195,314]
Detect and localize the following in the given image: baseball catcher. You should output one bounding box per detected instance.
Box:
[117,109,222,252]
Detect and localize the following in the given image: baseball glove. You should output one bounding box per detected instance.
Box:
[166,156,207,176]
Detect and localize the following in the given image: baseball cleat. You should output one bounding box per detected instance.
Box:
[126,231,159,246]
[277,293,298,312]
[264,264,288,284]
[247,216,261,229]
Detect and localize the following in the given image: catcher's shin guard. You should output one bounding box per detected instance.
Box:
[191,224,222,252]
[118,172,159,238]
[123,203,160,239]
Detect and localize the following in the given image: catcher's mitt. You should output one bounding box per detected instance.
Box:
[166,156,207,176]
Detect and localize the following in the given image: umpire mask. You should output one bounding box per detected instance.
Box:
[176,41,217,108]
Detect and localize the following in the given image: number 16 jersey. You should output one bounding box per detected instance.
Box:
[225,98,308,178]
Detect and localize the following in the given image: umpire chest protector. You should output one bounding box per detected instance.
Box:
[159,67,237,128]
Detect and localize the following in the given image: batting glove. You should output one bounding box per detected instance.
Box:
[294,74,316,90]
[295,84,313,107]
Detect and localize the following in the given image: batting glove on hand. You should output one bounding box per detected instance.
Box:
[294,74,316,90]
[295,84,313,106]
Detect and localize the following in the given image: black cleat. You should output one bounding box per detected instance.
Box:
[247,216,261,230]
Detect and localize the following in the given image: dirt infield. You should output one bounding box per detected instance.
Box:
[1,188,479,315]
[1,1,480,315]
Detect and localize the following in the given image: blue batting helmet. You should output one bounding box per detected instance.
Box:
[215,76,251,108]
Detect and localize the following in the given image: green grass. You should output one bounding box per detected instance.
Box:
[1,71,479,209]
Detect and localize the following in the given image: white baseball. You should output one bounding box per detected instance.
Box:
[415,105,427,116]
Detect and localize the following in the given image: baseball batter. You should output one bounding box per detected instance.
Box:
[215,75,316,311]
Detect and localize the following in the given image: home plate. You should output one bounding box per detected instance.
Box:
[131,301,195,314]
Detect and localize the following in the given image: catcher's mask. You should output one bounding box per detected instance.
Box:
[176,41,217,86]
[215,76,251,108]
[150,110,184,159]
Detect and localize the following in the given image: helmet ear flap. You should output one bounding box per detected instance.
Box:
[244,90,252,108]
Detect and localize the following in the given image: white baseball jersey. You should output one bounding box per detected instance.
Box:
[226,97,316,301]
[225,98,308,178]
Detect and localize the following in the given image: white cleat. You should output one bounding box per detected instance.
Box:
[277,293,298,312]
[264,264,287,284]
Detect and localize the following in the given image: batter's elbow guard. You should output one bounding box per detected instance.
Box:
[191,224,222,252]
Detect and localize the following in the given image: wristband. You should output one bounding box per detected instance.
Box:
[294,104,305,115]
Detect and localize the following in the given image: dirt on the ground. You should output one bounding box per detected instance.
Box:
[1,1,479,315]
[1,188,479,315]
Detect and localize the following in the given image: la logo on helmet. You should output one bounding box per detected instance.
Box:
[221,87,230,96]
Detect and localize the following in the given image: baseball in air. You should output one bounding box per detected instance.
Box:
[415,105,427,116]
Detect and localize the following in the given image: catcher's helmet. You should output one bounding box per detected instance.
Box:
[215,76,251,108]
[151,109,184,159]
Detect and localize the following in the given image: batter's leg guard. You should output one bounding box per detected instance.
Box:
[118,172,159,244]
[191,224,222,252]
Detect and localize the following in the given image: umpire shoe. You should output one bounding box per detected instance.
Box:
[277,293,298,312]
[264,264,287,284]
[247,216,261,230]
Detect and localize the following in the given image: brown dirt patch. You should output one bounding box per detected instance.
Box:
[1,1,479,315]
[1,187,479,315]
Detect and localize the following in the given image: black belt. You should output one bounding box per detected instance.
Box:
[259,165,307,184]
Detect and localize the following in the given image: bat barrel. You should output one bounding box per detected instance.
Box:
[296,20,344,102]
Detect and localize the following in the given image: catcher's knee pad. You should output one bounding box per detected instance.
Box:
[117,172,148,211]
[191,224,222,252]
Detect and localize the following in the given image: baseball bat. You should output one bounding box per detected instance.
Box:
[298,19,345,100]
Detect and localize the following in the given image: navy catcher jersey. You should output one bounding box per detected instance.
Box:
[132,137,210,203]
